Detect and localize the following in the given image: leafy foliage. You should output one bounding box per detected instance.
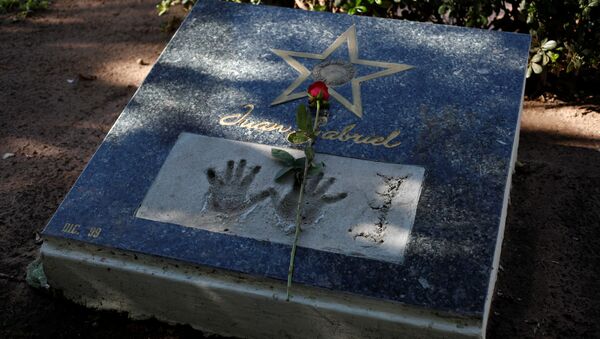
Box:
[156,0,195,16]
[158,0,598,92]
[157,0,262,16]
[271,148,324,182]
[527,38,559,77]
[0,0,48,18]
[333,0,599,82]
[271,104,325,182]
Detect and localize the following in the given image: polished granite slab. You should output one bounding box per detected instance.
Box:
[42,0,530,319]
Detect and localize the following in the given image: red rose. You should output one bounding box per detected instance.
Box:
[307,81,329,101]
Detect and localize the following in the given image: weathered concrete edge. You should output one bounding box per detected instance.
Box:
[41,237,483,339]
[481,39,531,338]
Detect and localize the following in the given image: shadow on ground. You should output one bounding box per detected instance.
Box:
[1,0,599,338]
[487,131,600,338]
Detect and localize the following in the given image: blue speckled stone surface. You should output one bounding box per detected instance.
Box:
[42,0,530,317]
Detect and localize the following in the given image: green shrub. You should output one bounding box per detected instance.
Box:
[337,0,599,81]
[0,0,48,18]
[156,0,195,16]
[158,0,599,93]
[0,0,20,13]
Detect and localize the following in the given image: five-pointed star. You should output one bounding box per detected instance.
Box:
[270,25,413,118]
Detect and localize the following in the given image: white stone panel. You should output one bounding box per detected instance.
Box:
[136,132,425,264]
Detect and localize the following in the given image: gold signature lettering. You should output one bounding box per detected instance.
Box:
[87,227,102,238]
[219,104,292,133]
[317,124,401,148]
[219,105,402,148]
[62,223,80,235]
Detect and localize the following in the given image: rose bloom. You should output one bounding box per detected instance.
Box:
[308,81,329,101]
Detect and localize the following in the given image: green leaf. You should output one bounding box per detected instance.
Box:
[293,157,307,169]
[156,0,172,15]
[548,51,560,63]
[271,149,295,165]
[274,167,294,181]
[438,4,448,15]
[542,40,557,51]
[157,3,169,15]
[296,104,310,132]
[526,65,532,78]
[542,53,550,65]
[531,53,542,63]
[288,131,309,144]
[307,162,324,176]
[566,62,574,73]
[531,62,543,74]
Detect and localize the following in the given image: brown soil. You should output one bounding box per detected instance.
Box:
[1,1,599,338]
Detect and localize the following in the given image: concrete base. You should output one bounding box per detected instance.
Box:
[42,238,483,339]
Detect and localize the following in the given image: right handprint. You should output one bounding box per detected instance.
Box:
[269,172,348,234]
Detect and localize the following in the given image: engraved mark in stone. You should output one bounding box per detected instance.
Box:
[205,159,270,214]
[269,172,348,234]
[311,60,356,87]
[355,173,407,243]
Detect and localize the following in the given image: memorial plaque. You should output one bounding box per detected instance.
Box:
[40,1,530,338]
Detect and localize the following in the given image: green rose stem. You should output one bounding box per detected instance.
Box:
[286,100,321,301]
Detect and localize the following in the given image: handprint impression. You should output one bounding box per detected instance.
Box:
[269,172,348,234]
[205,159,270,215]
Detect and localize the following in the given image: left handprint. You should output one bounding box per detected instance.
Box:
[205,159,270,214]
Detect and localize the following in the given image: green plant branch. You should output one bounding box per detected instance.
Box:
[286,100,321,301]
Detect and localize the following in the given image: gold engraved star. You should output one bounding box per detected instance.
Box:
[270,25,413,118]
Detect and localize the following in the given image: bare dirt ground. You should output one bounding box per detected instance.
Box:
[1,1,599,338]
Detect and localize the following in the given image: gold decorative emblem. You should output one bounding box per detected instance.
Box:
[270,25,414,118]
